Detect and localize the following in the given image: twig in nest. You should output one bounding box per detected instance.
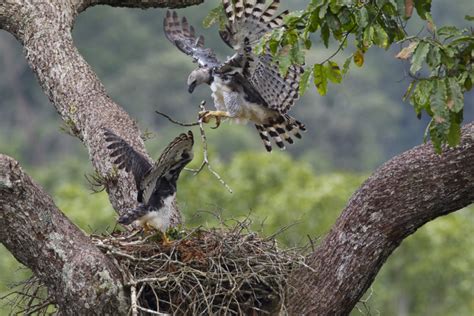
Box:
[130,283,138,316]
[90,219,308,315]
[155,101,233,194]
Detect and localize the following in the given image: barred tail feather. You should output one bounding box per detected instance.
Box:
[255,124,272,152]
[256,115,306,152]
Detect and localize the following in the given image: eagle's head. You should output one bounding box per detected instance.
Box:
[187,68,211,93]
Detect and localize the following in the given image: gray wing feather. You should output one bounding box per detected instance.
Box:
[103,129,152,194]
[220,0,303,113]
[141,131,194,204]
[164,11,221,68]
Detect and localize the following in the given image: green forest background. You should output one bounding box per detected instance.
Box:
[0,0,472,314]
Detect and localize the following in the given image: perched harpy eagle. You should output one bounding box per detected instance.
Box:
[164,0,306,152]
[104,129,194,236]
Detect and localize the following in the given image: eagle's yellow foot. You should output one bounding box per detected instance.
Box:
[161,231,171,246]
[198,110,229,129]
[143,223,154,235]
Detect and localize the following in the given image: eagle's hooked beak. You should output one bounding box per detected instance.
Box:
[188,81,197,93]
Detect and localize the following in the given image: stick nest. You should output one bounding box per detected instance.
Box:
[91,224,307,315]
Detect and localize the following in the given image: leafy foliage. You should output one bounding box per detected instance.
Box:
[226,0,473,152]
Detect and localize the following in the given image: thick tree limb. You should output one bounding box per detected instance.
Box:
[1,0,473,314]
[288,122,474,315]
[79,0,204,12]
[0,154,128,315]
[0,0,203,217]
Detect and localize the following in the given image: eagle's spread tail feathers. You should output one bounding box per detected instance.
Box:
[255,114,306,151]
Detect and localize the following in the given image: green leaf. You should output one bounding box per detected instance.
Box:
[321,23,330,48]
[414,0,432,20]
[465,15,474,21]
[275,53,292,77]
[269,38,279,55]
[395,0,407,18]
[203,6,225,29]
[342,56,352,75]
[410,80,433,115]
[308,11,320,32]
[447,111,463,146]
[437,26,463,38]
[313,64,328,95]
[373,24,389,48]
[354,49,364,67]
[426,46,441,69]
[299,69,312,96]
[429,119,443,153]
[325,61,342,84]
[430,79,448,119]
[410,41,430,73]
[464,75,472,91]
[318,1,329,19]
[363,25,374,47]
[446,78,464,113]
[403,81,416,101]
[358,7,369,28]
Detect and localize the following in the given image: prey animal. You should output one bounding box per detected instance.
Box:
[104,129,194,240]
[164,0,306,151]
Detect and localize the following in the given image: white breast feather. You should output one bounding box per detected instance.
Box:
[210,80,227,112]
[211,77,274,125]
[136,194,175,231]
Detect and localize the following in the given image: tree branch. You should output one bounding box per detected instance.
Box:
[288,122,474,315]
[0,154,127,315]
[0,0,204,217]
[79,0,204,12]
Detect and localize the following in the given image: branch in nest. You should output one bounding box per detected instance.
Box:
[155,101,233,194]
[91,220,308,315]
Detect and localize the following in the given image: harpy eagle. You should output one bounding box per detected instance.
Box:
[164,0,305,152]
[104,129,194,238]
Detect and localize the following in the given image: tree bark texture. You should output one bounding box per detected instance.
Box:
[1,0,473,315]
[0,154,128,315]
[0,0,203,217]
[287,122,474,315]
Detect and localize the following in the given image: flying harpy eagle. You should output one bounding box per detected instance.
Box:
[104,129,194,239]
[164,0,306,152]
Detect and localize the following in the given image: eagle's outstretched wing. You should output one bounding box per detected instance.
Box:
[163,11,221,68]
[140,131,194,205]
[103,128,152,197]
[220,0,303,114]
[219,0,287,49]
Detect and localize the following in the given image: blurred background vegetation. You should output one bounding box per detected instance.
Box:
[0,0,472,315]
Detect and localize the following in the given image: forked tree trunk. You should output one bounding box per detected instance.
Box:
[0,0,473,314]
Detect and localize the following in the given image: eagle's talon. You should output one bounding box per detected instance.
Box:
[199,110,214,124]
[211,117,221,129]
[199,111,227,128]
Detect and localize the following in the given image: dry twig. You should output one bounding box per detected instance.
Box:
[156,101,233,193]
[88,220,308,315]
